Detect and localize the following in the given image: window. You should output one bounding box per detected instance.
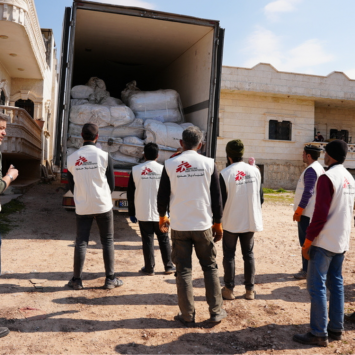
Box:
[330,129,348,143]
[0,91,5,113]
[15,99,34,118]
[269,120,292,141]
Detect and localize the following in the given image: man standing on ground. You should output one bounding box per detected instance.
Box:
[293,145,324,279]
[0,113,19,339]
[219,140,263,301]
[293,140,355,347]
[67,123,123,290]
[127,142,175,276]
[157,126,226,326]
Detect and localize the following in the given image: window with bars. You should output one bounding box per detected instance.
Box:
[269,120,292,141]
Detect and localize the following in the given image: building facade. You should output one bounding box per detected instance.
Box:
[217,63,355,189]
[0,0,58,186]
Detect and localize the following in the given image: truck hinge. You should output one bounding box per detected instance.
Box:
[215,38,219,45]
[66,62,70,68]
[70,20,74,27]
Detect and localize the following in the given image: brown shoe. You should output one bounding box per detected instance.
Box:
[293,332,328,347]
[221,286,235,300]
[244,290,255,300]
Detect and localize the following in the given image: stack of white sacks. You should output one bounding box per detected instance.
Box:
[67,78,201,166]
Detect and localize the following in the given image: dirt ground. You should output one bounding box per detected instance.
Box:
[0,181,354,355]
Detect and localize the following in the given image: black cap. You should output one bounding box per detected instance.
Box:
[304,144,323,152]
[325,140,348,163]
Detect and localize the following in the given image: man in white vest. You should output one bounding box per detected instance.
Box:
[293,140,355,347]
[67,123,123,290]
[157,126,226,326]
[0,113,19,339]
[219,139,263,301]
[127,142,175,276]
[293,145,325,280]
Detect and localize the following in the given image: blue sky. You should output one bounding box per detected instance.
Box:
[34,0,355,78]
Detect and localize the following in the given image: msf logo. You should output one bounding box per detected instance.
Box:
[176,161,192,173]
[343,177,350,189]
[75,156,88,167]
[235,171,246,181]
[141,167,153,176]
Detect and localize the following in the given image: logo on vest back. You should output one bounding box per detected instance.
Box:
[235,171,246,181]
[343,177,350,188]
[75,156,88,166]
[141,167,153,175]
[176,161,192,173]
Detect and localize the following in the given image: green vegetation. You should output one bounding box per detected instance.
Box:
[263,187,290,194]
[0,199,25,235]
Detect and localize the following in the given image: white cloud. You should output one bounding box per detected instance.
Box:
[87,0,156,9]
[264,0,302,21]
[345,69,355,80]
[242,27,335,74]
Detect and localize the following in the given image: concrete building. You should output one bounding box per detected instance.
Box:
[217,63,355,189]
[0,0,58,189]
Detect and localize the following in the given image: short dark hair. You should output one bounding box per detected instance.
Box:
[82,123,99,141]
[144,142,159,160]
[305,149,320,161]
[229,156,243,163]
[182,126,203,150]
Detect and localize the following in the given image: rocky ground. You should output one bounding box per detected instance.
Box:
[0,182,354,354]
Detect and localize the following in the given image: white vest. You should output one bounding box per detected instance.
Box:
[294,161,325,218]
[221,162,263,233]
[165,150,215,231]
[313,164,355,253]
[132,160,163,222]
[67,145,113,215]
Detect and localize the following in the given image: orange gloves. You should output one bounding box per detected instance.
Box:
[293,206,304,222]
[302,239,312,260]
[159,216,170,233]
[212,223,223,242]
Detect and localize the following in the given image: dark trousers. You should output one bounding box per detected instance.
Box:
[138,221,174,273]
[223,230,255,291]
[171,228,223,322]
[74,209,115,279]
[298,215,310,273]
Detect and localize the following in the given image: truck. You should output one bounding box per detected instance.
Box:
[55,0,224,212]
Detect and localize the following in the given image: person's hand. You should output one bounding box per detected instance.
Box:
[302,239,312,260]
[129,216,137,223]
[212,223,223,242]
[159,216,170,233]
[6,164,18,181]
[293,206,304,222]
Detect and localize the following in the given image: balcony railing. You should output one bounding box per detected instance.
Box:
[0,105,42,159]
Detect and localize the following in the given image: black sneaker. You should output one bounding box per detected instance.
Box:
[0,327,9,338]
[164,266,176,275]
[139,267,154,276]
[67,277,83,290]
[174,312,195,328]
[293,332,328,347]
[208,308,227,323]
[104,277,124,289]
[327,329,342,340]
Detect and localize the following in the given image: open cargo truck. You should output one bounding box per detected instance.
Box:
[55,0,224,212]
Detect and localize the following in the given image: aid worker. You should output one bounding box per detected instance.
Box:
[293,145,325,279]
[293,140,355,347]
[127,142,175,276]
[219,139,263,301]
[157,126,226,327]
[67,123,123,290]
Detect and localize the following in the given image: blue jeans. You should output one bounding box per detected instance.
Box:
[297,215,310,272]
[307,246,345,337]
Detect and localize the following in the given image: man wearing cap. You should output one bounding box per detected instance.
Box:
[293,145,325,280]
[157,126,226,326]
[67,123,123,290]
[293,140,355,347]
[219,139,263,301]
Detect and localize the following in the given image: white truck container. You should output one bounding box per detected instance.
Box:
[55,0,224,211]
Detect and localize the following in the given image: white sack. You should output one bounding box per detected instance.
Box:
[119,137,144,158]
[144,120,183,149]
[69,123,84,137]
[100,138,123,153]
[86,77,106,91]
[121,80,140,105]
[71,85,94,99]
[180,122,195,129]
[67,137,83,149]
[88,90,110,104]
[134,108,182,123]
[99,126,114,138]
[128,89,180,112]
[101,97,123,106]
[71,99,89,106]
[111,151,140,165]
[69,104,111,127]
[110,106,135,127]
[111,118,144,139]
[67,147,78,156]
